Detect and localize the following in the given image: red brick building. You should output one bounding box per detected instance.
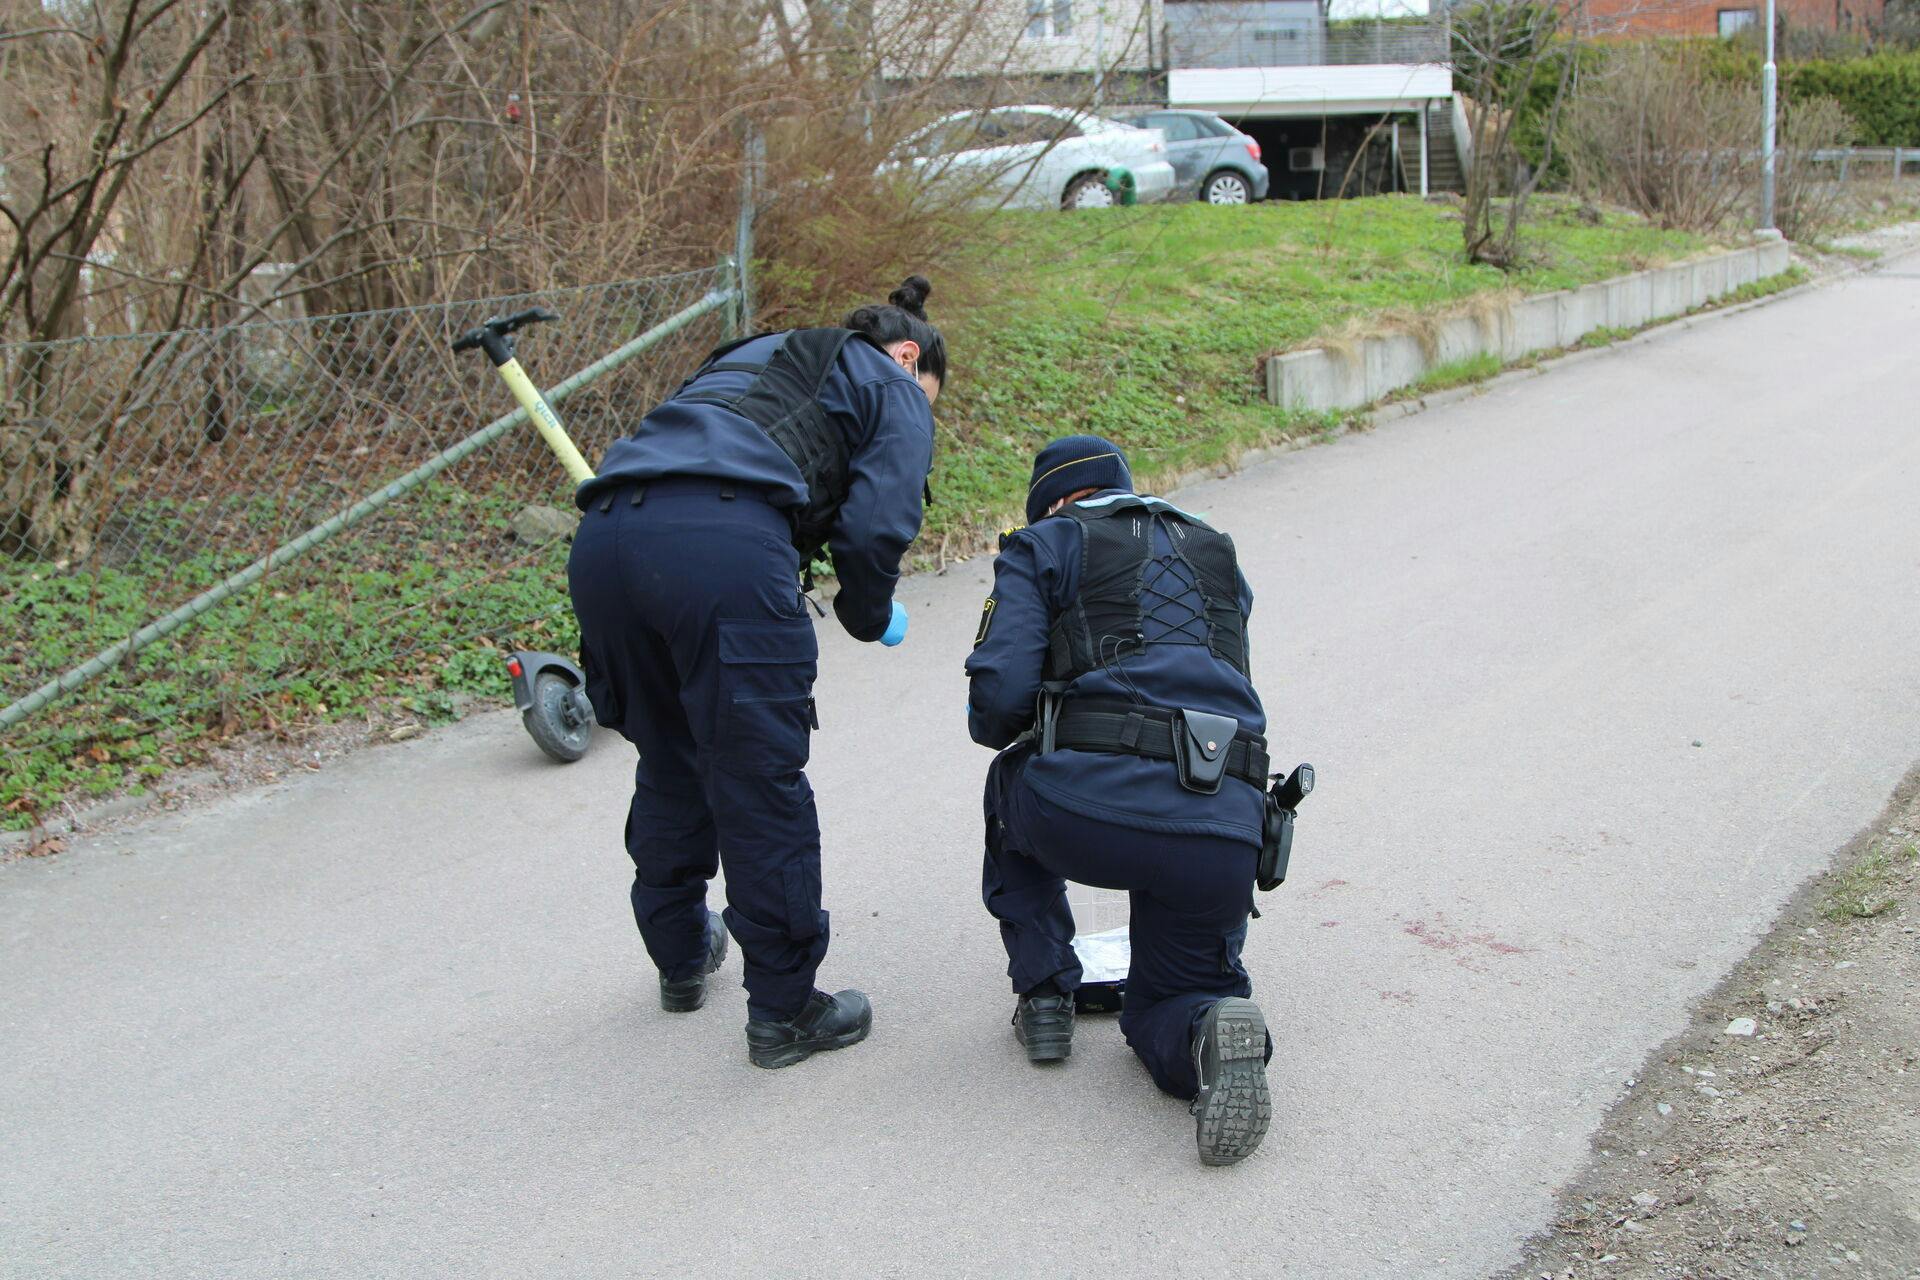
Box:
[1578,0,1887,38]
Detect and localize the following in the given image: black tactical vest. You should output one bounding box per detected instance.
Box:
[1042,495,1249,683]
[677,328,884,558]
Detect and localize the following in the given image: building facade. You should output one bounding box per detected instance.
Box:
[1164,0,1458,198]
[1578,0,1887,37]
[874,0,1466,199]
[875,0,1164,82]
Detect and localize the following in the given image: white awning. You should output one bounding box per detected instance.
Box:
[1169,64,1453,118]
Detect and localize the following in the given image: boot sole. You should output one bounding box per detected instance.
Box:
[1016,1024,1073,1063]
[747,1008,873,1070]
[658,918,729,1013]
[1195,998,1271,1167]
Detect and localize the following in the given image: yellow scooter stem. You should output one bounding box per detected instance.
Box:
[493,356,596,484]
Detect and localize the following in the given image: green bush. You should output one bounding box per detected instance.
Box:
[1790,53,1920,144]
[1689,41,1920,145]
[1512,44,1609,186]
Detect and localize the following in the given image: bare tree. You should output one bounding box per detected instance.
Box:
[1,0,1091,560]
[1449,0,1583,268]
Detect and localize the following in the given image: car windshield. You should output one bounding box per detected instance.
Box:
[993,110,1079,146]
[898,114,1001,160]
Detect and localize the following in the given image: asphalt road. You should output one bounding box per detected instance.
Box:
[5,252,1919,1279]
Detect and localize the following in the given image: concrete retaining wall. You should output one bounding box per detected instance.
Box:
[1266,240,1793,413]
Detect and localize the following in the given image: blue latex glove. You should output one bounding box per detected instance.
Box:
[880,600,909,647]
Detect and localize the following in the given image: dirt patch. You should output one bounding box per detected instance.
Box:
[1503,767,1920,1280]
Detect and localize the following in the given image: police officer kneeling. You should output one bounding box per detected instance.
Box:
[569,277,944,1068]
[965,435,1276,1164]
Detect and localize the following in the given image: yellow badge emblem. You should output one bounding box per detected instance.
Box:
[974,597,997,647]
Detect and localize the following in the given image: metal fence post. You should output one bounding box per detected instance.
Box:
[734,125,764,338]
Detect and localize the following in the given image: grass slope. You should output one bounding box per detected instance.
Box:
[3,196,1715,826]
[921,195,1713,554]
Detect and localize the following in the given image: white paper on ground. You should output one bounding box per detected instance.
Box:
[1071,926,1131,986]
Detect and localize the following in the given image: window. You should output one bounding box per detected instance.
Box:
[1717,7,1758,35]
[905,113,1005,160]
[957,113,1011,150]
[1026,0,1072,39]
[993,110,1078,146]
[1149,114,1203,143]
[1254,27,1304,48]
[1288,146,1324,173]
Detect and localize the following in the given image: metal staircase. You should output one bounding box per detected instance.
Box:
[1397,103,1465,195]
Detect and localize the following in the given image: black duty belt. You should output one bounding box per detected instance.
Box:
[589,476,788,512]
[1046,700,1269,790]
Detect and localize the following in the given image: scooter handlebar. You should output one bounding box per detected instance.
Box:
[451,307,561,355]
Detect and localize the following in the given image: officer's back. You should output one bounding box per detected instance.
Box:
[967,491,1267,845]
[580,327,934,642]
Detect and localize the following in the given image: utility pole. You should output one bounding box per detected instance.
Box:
[1759,0,1779,233]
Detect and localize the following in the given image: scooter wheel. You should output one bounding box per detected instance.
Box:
[523,669,593,763]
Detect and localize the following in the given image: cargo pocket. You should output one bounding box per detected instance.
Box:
[716,616,819,773]
[579,641,622,729]
[782,858,825,940]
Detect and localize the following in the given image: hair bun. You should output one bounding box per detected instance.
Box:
[888,275,931,317]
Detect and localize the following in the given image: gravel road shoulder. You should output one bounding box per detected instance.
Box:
[1503,764,1920,1280]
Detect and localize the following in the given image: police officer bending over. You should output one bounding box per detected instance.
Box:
[965,435,1276,1164]
[568,277,944,1069]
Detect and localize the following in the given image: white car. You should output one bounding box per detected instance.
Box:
[884,105,1178,210]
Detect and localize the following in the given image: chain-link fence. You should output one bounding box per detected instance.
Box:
[1,265,739,817]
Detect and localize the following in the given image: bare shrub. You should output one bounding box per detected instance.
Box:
[1564,44,1861,242]
[1564,44,1757,232]
[4,0,1139,559]
[1773,97,1863,242]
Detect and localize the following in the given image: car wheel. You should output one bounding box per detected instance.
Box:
[1203,171,1252,205]
[1063,172,1116,210]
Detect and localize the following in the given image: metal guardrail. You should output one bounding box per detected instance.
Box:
[1805,147,1919,178]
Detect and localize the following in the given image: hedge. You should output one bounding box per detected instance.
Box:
[1691,43,1920,145]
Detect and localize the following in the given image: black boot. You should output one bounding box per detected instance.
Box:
[744,989,872,1069]
[1190,997,1271,1166]
[658,910,728,1013]
[1012,991,1075,1063]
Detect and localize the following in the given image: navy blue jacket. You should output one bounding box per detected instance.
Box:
[965,491,1267,844]
[576,332,936,642]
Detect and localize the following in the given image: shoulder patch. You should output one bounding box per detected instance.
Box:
[973,596,997,647]
[997,524,1025,552]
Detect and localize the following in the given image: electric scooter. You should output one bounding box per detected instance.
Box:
[452,308,598,764]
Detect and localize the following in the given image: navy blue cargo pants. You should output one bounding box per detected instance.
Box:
[983,746,1267,1099]
[567,478,826,1023]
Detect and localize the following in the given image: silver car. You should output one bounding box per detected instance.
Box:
[885,105,1178,211]
[1117,109,1270,205]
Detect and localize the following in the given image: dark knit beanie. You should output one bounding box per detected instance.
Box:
[1025,435,1133,525]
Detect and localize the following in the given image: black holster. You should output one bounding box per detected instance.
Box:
[1258,763,1314,892]
[1258,797,1295,892]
